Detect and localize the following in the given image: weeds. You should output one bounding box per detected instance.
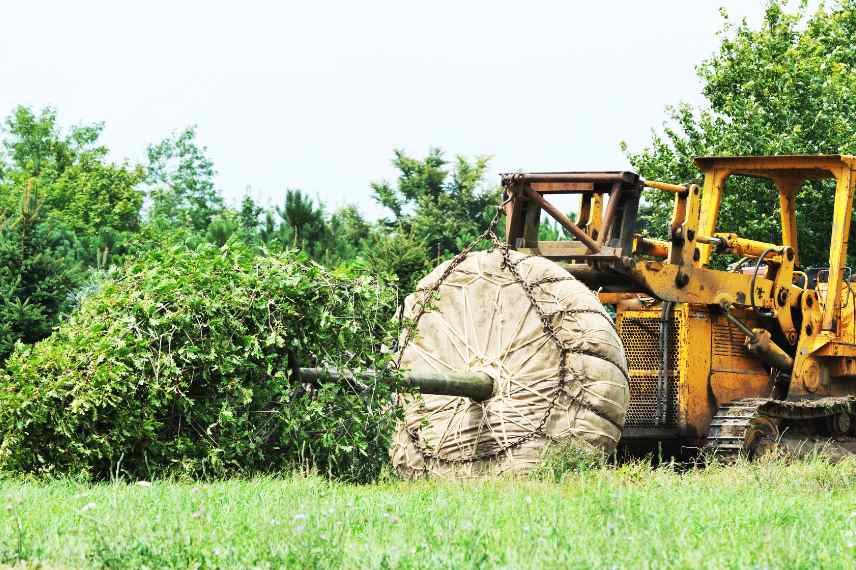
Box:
[530,440,606,482]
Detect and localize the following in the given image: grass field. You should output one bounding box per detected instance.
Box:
[3,458,856,569]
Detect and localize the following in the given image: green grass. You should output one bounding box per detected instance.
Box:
[3,458,856,569]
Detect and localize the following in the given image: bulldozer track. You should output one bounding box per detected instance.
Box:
[704,396,856,459]
[704,398,774,459]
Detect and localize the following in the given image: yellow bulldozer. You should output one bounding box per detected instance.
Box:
[501,154,856,457]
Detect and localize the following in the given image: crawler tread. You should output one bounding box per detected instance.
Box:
[705,396,856,459]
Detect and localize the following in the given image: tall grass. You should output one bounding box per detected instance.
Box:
[2,457,855,568]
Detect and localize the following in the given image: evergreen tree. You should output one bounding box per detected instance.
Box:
[0,183,84,361]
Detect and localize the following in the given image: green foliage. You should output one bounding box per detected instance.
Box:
[5,460,856,567]
[0,106,147,362]
[624,1,856,266]
[365,229,431,295]
[205,211,239,247]
[1,106,144,265]
[373,149,500,255]
[43,161,144,240]
[235,191,365,266]
[324,205,371,263]
[0,185,85,362]
[275,189,328,251]
[0,242,402,482]
[371,149,500,288]
[146,126,224,232]
[1,106,103,185]
[537,212,576,241]
[257,210,282,246]
[530,439,606,482]
[238,193,263,236]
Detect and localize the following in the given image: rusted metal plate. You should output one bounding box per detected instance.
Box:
[530,182,595,193]
[517,242,621,258]
[502,171,639,185]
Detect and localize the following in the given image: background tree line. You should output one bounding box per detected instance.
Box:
[0,108,502,363]
[2,0,854,365]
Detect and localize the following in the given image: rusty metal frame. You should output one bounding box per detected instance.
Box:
[502,171,641,259]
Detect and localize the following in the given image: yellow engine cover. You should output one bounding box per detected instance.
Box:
[616,304,772,441]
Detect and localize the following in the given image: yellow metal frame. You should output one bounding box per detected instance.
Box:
[617,304,772,440]
[507,155,856,442]
[696,155,856,327]
[689,155,856,399]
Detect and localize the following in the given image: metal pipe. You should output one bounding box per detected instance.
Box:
[722,309,757,339]
[298,368,495,401]
[522,186,601,253]
[642,179,688,194]
[503,172,637,185]
[403,371,495,401]
[721,309,794,371]
[745,329,794,372]
[695,235,724,248]
[636,237,669,257]
[714,233,784,260]
[597,183,623,247]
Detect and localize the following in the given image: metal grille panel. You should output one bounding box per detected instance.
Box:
[712,318,751,357]
[617,312,683,427]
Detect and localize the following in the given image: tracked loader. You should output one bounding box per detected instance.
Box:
[305,155,856,468]
[502,155,856,457]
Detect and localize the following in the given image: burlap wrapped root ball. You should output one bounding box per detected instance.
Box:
[390,249,629,478]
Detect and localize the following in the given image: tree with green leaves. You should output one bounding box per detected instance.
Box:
[0,241,402,481]
[146,126,224,232]
[0,106,147,361]
[1,106,144,264]
[624,1,856,267]
[258,210,281,246]
[238,193,263,236]
[371,148,500,289]
[373,149,500,256]
[206,211,240,247]
[323,205,372,265]
[364,229,429,295]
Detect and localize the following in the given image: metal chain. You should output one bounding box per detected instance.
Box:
[394,200,507,370]
[398,192,611,465]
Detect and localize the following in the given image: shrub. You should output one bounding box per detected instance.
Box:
[0,241,402,482]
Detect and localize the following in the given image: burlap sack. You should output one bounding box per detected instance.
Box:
[390,249,629,478]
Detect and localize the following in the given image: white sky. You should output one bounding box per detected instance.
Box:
[0,1,765,219]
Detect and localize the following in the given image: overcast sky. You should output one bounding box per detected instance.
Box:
[0,1,765,219]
